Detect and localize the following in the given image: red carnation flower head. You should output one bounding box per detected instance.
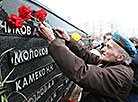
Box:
[89,35,91,37]
[18,5,33,20]
[92,39,95,41]
[91,43,93,45]
[34,9,47,22]
[68,99,74,102]
[89,39,91,41]
[88,46,91,50]
[8,14,24,29]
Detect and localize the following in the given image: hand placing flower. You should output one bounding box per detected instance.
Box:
[8,5,47,29]
[38,22,55,43]
[8,4,62,41]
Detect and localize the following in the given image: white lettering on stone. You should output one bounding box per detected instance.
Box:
[29,73,35,84]
[26,77,57,102]
[35,71,39,80]
[1,21,7,33]
[14,51,24,66]
[29,49,34,59]
[15,80,22,91]
[7,25,12,33]
[34,49,38,58]
[23,50,29,61]
[11,47,48,66]
[16,28,21,35]
[20,25,26,35]
[0,19,35,36]
[15,63,55,91]
[41,68,45,76]
[23,77,28,88]
[27,26,31,35]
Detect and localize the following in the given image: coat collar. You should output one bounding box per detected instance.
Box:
[98,61,128,68]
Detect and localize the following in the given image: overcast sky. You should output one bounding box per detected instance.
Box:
[38,0,138,35]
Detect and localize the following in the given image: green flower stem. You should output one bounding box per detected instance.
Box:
[30,15,42,24]
[4,94,8,102]
[0,1,2,7]
[1,94,8,102]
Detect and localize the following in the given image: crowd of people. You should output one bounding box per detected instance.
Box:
[1,22,138,102]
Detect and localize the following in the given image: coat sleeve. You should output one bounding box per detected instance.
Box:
[48,39,133,97]
[65,38,100,64]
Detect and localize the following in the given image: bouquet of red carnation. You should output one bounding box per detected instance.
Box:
[87,35,95,50]
[8,5,47,29]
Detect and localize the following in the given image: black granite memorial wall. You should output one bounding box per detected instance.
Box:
[0,0,87,102]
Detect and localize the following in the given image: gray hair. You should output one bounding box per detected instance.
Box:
[113,47,131,65]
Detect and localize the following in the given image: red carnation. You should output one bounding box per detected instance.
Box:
[8,14,24,29]
[18,5,33,20]
[34,9,47,22]
[92,39,95,41]
[88,46,91,50]
[68,99,74,102]
[89,35,91,37]
[89,39,91,41]
[91,43,93,45]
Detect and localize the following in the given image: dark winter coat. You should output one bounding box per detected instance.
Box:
[126,44,138,102]
[130,44,138,93]
[48,39,134,102]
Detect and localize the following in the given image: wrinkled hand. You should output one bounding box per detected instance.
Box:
[55,27,70,41]
[0,87,7,95]
[38,22,56,44]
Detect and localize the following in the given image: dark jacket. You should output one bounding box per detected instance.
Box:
[126,45,138,102]
[48,39,134,102]
[129,44,138,93]
[135,44,138,52]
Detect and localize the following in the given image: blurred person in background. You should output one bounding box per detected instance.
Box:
[38,22,136,102]
[129,37,138,51]
[127,37,138,102]
[95,32,112,55]
[129,37,138,47]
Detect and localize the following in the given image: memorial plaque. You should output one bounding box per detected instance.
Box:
[0,0,87,102]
